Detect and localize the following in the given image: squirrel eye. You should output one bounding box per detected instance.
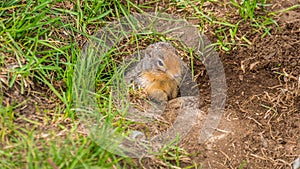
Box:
[157,59,164,67]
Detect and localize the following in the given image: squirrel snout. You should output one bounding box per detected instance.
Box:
[171,73,182,84]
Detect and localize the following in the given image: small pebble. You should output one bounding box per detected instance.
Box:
[130,130,145,140]
[293,157,300,169]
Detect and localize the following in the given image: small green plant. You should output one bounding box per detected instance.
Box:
[230,0,268,22]
[230,0,278,36]
[153,138,201,169]
[213,20,241,51]
[238,160,247,169]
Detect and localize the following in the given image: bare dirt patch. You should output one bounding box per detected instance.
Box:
[181,1,300,168]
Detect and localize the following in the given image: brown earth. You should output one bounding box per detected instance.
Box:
[180,1,300,169]
[133,0,300,168]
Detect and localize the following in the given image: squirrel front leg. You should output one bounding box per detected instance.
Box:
[146,88,168,104]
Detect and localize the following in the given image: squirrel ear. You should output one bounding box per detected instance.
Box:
[144,50,152,58]
[145,45,155,58]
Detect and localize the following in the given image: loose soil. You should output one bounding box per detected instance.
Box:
[129,1,300,168]
[180,1,300,168]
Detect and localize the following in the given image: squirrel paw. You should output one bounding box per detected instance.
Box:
[147,89,168,105]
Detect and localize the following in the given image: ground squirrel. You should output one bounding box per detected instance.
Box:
[125,42,182,103]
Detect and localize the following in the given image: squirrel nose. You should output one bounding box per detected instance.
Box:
[173,74,180,79]
[172,74,182,83]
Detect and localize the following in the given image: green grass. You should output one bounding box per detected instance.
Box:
[0,0,296,168]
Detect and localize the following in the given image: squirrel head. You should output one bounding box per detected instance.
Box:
[147,43,182,84]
